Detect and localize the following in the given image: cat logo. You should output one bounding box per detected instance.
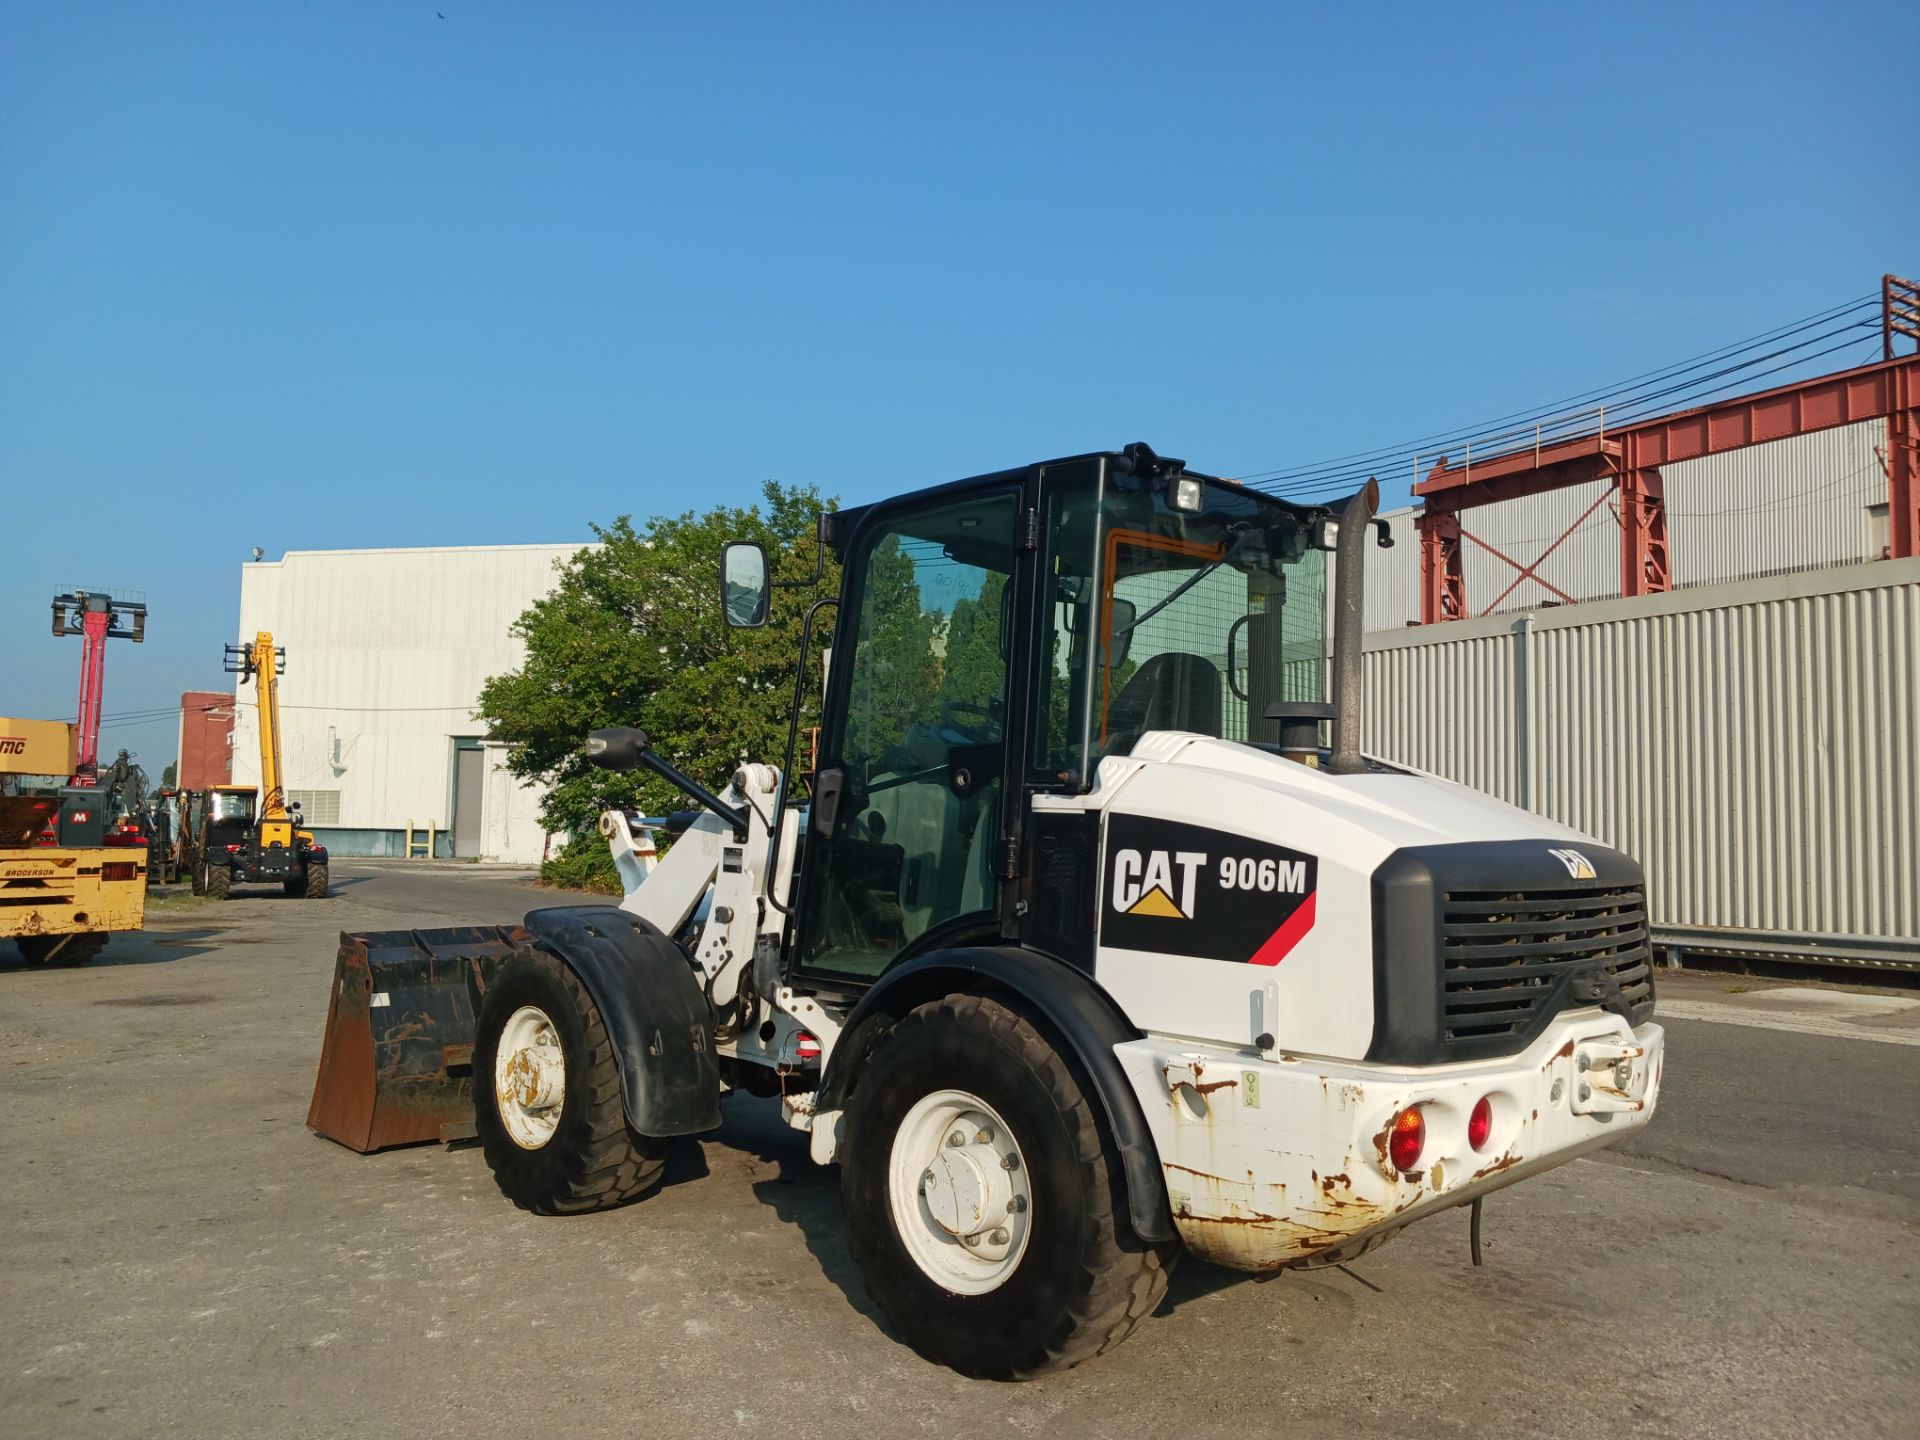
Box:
[1110,848,1206,920]
[1549,847,1597,880]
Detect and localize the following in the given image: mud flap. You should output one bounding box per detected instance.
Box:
[306,925,529,1152]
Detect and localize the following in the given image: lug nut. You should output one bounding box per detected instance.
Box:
[988,1227,1009,1245]
[975,1128,993,1144]
[946,1132,964,1148]
[1002,1153,1021,1171]
[963,1234,980,1248]
[1007,1196,1026,1214]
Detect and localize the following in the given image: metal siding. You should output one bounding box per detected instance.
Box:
[1663,421,1885,587]
[1363,559,1919,952]
[1363,623,1519,805]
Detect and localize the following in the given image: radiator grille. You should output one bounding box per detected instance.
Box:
[1441,885,1653,1043]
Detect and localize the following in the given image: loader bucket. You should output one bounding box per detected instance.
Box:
[307,924,529,1152]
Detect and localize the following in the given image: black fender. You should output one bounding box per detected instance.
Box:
[816,946,1174,1244]
[522,905,722,1138]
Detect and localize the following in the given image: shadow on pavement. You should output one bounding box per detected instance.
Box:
[1,924,241,969]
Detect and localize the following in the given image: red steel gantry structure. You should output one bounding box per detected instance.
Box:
[1413,274,1920,623]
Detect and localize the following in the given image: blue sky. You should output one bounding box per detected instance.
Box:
[3,1,1914,771]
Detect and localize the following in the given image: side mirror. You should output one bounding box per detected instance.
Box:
[1106,598,1136,670]
[721,542,770,628]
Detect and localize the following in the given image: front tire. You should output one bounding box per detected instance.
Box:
[204,862,230,900]
[840,993,1177,1378]
[472,948,670,1214]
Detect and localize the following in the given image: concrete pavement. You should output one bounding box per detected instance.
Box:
[2,864,1915,1439]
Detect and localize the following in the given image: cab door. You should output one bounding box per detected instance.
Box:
[796,484,1027,982]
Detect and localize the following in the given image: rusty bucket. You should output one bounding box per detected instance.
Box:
[307,924,528,1152]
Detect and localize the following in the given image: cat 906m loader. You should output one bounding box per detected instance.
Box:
[308,444,1664,1377]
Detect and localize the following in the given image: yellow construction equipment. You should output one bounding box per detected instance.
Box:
[195,633,329,900]
[1,716,145,964]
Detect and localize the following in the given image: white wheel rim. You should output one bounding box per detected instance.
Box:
[887,1088,1032,1296]
[495,1005,566,1150]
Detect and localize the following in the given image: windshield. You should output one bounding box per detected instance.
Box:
[210,790,255,825]
[1036,461,1328,784]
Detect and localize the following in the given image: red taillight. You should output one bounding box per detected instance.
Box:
[226,843,243,853]
[1468,1096,1494,1151]
[102,862,138,882]
[1388,1107,1425,1173]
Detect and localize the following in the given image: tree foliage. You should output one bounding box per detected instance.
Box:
[478,481,837,838]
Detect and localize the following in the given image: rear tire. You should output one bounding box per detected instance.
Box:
[205,862,230,900]
[840,993,1177,1379]
[303,862,329,899]
[188,850,204,895]
[17,934,108,966]
[473,948,670,1214]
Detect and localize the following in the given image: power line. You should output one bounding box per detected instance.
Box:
[1238,292,1889,499]
[1237,292,1878,488]
[1251,318,1884,499]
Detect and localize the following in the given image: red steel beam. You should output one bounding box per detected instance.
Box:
[1418,351,1920,506]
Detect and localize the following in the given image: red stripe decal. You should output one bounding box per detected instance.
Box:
[1250,892,1316,967]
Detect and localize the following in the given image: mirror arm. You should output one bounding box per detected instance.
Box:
[772,514,833,590]
[764,596,839,915]
[585,728,748,840]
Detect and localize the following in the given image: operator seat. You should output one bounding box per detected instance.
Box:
[1106,652,1223,750]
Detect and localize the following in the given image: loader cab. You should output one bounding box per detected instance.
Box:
[739,445,1333,988]
[200,786,257,850]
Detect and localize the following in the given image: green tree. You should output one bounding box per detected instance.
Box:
[938,573,1006,718]
[478,481,837,839]
[841,536,941,768]
[161,762,178,788]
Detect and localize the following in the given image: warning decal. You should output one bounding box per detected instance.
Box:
[1100,814,1319,966]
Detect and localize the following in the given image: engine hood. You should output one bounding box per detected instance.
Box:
[1110,733,1599,857]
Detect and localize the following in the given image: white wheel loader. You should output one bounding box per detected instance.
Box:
[308,443,1664,1378]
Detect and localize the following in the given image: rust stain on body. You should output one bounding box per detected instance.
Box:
[1165,1161,1231,1180]
[1472,1151,1523,1181]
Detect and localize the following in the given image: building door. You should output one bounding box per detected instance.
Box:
[453,744,484,858]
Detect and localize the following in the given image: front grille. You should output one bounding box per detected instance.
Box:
[1440,885,1654,1044]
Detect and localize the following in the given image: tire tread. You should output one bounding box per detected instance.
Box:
[477,949,668,1215]
[844,992,1175,1379]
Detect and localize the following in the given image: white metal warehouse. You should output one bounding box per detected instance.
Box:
[231,543,581,862]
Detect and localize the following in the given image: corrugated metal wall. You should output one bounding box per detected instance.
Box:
[1349,420,1889,629]
[1362,558,1920,961]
